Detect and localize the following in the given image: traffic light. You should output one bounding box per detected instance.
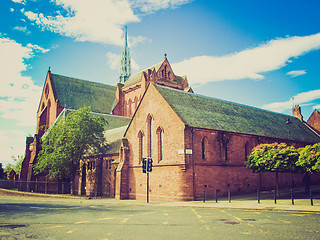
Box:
[147,157,153,173]
[142,158,147,173]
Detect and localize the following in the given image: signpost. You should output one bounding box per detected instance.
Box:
[142,157,153,203]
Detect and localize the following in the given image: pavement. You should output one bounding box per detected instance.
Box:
[1,185,319,213]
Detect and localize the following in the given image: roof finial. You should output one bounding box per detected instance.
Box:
[164,53,167,59]
[48,66,51,72]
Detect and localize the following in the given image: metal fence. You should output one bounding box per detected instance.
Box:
[0,180,71,194]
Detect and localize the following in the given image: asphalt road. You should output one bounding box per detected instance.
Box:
[0,197,319,240]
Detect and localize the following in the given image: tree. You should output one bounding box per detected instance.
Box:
[34,107,107,194]
[296,143,320,173]
[246,142,300,195]
[3,155,24,180]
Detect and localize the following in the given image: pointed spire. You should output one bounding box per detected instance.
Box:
[119,26,131,84]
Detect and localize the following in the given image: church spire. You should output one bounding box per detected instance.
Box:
[119,26,131,83]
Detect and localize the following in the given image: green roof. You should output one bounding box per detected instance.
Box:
[50,73,116,114]
[98,113,131,131]
[103,126,128,154]
[154,84,320,143]
[123,72,143,88]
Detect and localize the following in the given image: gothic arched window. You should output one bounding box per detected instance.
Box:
[147,114,153,158]
[201,137,207,160]
[245,141,249,162]
[138,131,144,164]
[157,127,164,162]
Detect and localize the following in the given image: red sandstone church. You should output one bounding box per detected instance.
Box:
[21,29,320,201]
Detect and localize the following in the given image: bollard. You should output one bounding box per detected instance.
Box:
[310,190,313,206]
[274,190,277,204]
[257,189,260,204]
[228,189,231,203]
[215,190,218,203]
[291,188,294,205]
[203,190,206,202]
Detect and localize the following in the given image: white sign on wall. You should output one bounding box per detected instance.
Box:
[185,149,193,155]
[178,149,184,155]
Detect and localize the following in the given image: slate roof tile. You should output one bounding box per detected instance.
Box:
[154,84,320,143]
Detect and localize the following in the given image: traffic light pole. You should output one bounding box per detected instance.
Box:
[147,172,149,203]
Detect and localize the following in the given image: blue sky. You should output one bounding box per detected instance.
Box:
[1,0,320,166]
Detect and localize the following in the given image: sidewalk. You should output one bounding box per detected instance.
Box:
[1,186,319,213]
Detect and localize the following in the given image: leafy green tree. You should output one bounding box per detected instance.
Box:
[246,142,300,195]
[296,143,320,173]
[34,107,107,194]
[2,155,24,179]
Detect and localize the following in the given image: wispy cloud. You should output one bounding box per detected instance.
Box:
[13,26,31,35]
[262,89,320,113]
[21,0,188,45]
[286,70,306,77]
[11,0,26,4]
[130,0,192,14]
[23,0,140,45]
[0,37,48,126]
[0,130,27,167]
[173,33,320,84]
[106,52,139,71]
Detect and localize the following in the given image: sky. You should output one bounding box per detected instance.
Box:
[1,0,320,167]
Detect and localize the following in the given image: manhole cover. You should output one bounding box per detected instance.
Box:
[224,222,240,225]
[242,219,256,221]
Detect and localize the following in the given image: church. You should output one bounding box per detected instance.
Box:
[21,28,320,201]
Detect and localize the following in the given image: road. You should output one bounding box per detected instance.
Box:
[0,196,319,240]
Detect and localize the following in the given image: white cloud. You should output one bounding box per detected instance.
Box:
[173,33,320,84]
[12,0,26,4]
[130,0,192,14]
[106,52,120,70]
[13,26,31,35]
[106,52,139,71]
[286,70,307,77]
[10,8,14,12]
[22,0,188,45]
[0,37,47,126]
[262,89,320,113]
[0,129,27,167]
[23,0,141,45]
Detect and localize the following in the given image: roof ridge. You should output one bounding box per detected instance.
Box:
[154,84,295,119]
[51,73,115,88]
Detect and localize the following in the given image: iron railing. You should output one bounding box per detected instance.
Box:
[0,180,71,194]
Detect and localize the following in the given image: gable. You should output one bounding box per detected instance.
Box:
[124,83,185,138]
[307,109,320,133]
[154,84,320,144]
[123,57,189,90]
[37,71,55,114]
[50,73,116,114]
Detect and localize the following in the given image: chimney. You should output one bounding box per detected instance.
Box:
[292,105,303,121]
